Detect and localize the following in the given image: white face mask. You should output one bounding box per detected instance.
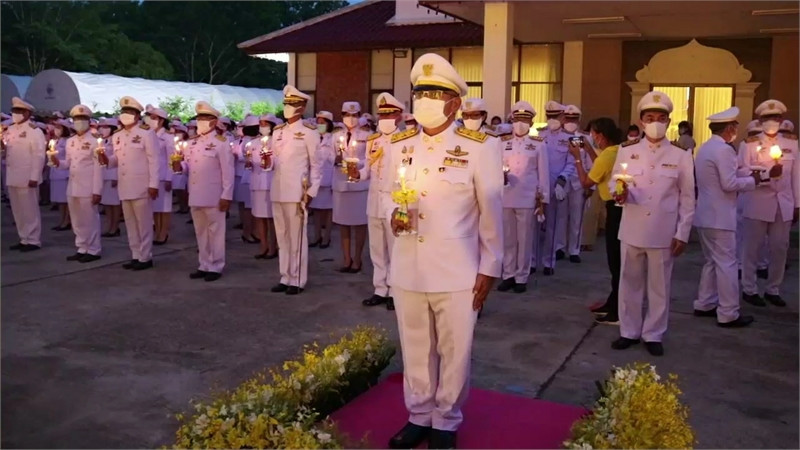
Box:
[197,120,213,135]
[119,113,136,127]
[11,113,25,124]
[316,124,327,134]
[378,119,397,135]
[413,98,450,129]
[343,116,359,129]
[283,105,300,119]
[762,120,781,135]
[627,134,639,141]
[73,119,89,133]
[259,126,271,136]
[644,121,668,140]
[547,119,561,131]
[53,127,64,138]
[99,127,111,138]
[464,118,482,131]
[513,122,530,136]
[563,122,579,133]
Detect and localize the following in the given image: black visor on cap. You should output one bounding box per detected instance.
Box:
[412,84,458,95]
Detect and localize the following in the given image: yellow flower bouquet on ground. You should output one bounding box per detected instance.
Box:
[172,326,395,449]
[564,362,695,449]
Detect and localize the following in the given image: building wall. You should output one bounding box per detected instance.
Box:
[315,51,370,117]
[769,35,799,129]
[618,38,773,127]
[580,40,623,126]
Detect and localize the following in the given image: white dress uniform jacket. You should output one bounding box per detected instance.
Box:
[332,127,370,193]
[5,120,46,246]
[101,137,120,205]
[61,132,104,255]
[247,136,274,218]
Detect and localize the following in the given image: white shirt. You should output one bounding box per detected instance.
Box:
[108,123,160,201]
[738,132,800,222]
[269,119,321,202]
[182,131,235,207]
[359,131,393,218]
[500,134,550,208]
[4,120,46,187]
[61,132,103,198]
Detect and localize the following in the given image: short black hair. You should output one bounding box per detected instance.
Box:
[709,122,732,135]
[678,120,693,136]
[590,117,622,145]
[627,124,640,133]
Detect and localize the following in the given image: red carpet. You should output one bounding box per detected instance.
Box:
[331,373,588,449]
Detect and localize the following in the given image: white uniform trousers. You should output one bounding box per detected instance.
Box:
[619,242,674,342]
[694,228,740,323]
[534,196,566,268]
[67,196,101,255]
[368,215,394,297]
[741,209,791,296]
[557,188,586,256]
[502,208,535,283]
[273,202,308,288]
[121,198,154,262]
[8,186,41,246]
[191,206,227,273]
[736,200,769,270]
[393,286,477,432]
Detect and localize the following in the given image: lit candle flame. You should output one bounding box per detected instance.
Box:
[97,137,103,146]
[48,139,55,151]
[620,162,628,174]
[769,145,782,160]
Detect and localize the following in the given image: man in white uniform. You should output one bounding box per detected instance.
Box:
[737,120,769,278]
[562,104,593,263]
[268,86,321,295]
[739,99,799,307]
[387,53,503,449]
[497,101,549,293]
[356,92,404,311]
[692,106,757,327]
[535,101,574,274]
[460,98,496,135]
[5,97,46,251]
[173,101,235,282]
[610,91,695,356]
[51,104,104,262]
[99,96,159,270]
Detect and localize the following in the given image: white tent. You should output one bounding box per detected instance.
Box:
[1,74,33,112]
[23,69,283,114]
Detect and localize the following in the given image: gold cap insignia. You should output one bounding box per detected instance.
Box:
[123,99,129,106]
[769,102,775,109]
[465,101,472,109]
[379,98,387,106]
[423,64,433,77]
[653,95,661,102]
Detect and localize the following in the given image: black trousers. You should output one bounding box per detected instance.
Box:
[604,201,623,315]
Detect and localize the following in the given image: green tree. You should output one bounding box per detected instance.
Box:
[158,96,196,122]
[249,101,281,116]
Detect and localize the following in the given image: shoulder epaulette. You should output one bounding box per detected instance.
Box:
[367,132,381,141]
[537,126,547,132]
[303,122,316,130]
[391,126,419,143]
[621,138,640,147]
[784,133,797,141]
[332,126,343,133]
[112,127,123,134]
[274,123,287,130]
[529,135,545,142]
[360,126,372,132]
[501,134,514,142]
[139,123,150,130]
[28,122,37,129]
[672,140,689,151]
[484,129,498,137]
[745,135,760,143]
[455,126,489,143]
[215,134,227,142]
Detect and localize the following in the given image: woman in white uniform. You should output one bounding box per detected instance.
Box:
[332,102,369,273]
[171,124,190,214]
[98,118,122,237]
[233,116,258,243]
[247,116,278,259]
[310,111,335,248]
[146,107,173,245]
[50,119,72,231]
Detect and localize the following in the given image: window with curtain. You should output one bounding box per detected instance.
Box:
[510,44,563,130]
[652,85,733,145]
[370,50,395,116]
[451,47,482,83]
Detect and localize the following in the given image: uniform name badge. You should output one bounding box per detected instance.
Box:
[443,157,468,168]
[203,146,216,157]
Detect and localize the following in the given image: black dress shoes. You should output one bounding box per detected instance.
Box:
[67,253,84,261]
[512,283,527,293]
[271,283,288,293]
[644,341,664,356]
[543,267,555,276]
[102,230,121,237]
[764,293,786,307]
[742,292,766,307]
[204,272,222,282]
[78,254,101,263]
[386,298,395,311]
[285,286,303,295]
[496,277,515,292]
[428,429,457,449]
[693,307,717,317]
[718,315,754,328]
[611,337,640,350]
[132,260,154,271]
[9,242,24,250]
[122,259,138,270]
[362,294,388,306]
[569,255,581,263]
[388,422,431,449]
[190,270,208,279]
[555,249,565,260]
[20,244,40,252]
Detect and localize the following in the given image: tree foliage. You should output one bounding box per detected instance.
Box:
[158,96,196,122]
[1,0,348,89]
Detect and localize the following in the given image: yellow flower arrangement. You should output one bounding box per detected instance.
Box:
[172,326,395,449]
[614,179,626,196]
[564,362,695,449]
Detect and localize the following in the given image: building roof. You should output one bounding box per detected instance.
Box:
[238,0,485,54]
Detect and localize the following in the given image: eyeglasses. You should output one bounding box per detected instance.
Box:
[412,90,454,101]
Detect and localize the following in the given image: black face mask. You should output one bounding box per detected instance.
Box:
[243,125,259,137]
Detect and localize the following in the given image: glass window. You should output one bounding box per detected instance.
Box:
[296,53,316,91]
[371,50,394,90]
[693,87,733,146]
[512,44,563,129]
[451,47,482,83]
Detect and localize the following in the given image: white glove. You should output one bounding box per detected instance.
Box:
[554,184,566,201]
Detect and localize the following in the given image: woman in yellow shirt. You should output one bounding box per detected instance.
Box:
[568,118,623,325]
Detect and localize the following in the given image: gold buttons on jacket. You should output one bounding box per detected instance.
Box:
[421,191,428,197]
[650,165,655,169]
[646,212,651,216]
[423,168,429,175]
[418,236,425,243]
[419,213,426,220]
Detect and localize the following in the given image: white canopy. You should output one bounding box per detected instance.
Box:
[22,69,283,115]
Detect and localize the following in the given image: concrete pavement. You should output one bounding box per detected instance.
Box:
[1,205,797,448]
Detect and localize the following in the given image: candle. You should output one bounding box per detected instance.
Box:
[620,162,628,175]
[48,139,55,152]
[96,137,103,147]
[261,136,268,149]
[349,140,356,157]
[769,145,782,161]
[397,164,407,191]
